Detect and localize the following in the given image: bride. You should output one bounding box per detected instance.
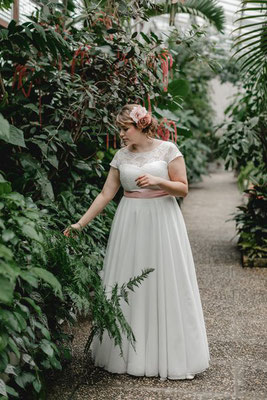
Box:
[64,104,210,380]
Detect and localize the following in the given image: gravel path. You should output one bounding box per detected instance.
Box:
[47,163,267,400]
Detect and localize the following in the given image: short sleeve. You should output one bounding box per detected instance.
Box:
[109,150,120,169]
[165,142,183,164]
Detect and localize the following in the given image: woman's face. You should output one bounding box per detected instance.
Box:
[119,124,142,146]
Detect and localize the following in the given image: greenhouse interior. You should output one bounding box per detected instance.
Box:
[0,1,266,399]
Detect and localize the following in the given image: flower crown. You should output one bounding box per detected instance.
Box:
[129,105,152,129]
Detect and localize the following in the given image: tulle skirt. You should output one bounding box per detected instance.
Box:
[90,195,210,380]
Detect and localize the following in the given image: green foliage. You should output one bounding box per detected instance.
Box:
[0,176,154,398]
[0,2,171,201]
[217,114,264,171]
[231,180,267,262]
[236,161,265,192]
[231,0,267,100]
[0,0,13,11]
[153,25,220,182]
[218,4,267,268]
[0,177,64,399]
[146,0,225,32]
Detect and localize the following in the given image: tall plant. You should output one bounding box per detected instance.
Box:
[231,0,267,164]
[0,0,175,202]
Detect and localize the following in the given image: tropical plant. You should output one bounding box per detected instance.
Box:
[0,0,183,203]
[146,0,225,32]
[231,0,267,160]
[0,176,64,399]
[0,174,154,398]
[231,1,267,92]
[217,1,267,268]
[231,179,267,263]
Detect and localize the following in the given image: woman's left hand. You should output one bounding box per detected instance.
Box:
[135,173,161,188]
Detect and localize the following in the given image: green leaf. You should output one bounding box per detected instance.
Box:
[140,32,151,44]
[0,333,8,352]
[34,321,51,340]
[15,372,35,389]
[21,224,42,242]
[2,191,25,207]
[23,103,39,114]
[4,364,17,376]
[8,126,26,147]
[34,23,47,42]
[0,276,15,305]
[5,384,19,397]
[31,268,63,298]
[1,262,20,279]
[0,379,7,397]
[2,229,15,242]
[46,153,58,169]
[19,271,39,288]
[0,309,20,332]
[22,353,35,366]
[49,355,62,370]
[22,297,41,314]
[14,312,27,331]
[0,244,14,261]
[33,379,42,393]
[0,174,11,195]
[168,79,190,98]
[8,19,16,33]
[8,337,20,359]
[0,114,10,142]
[40,340,54,357]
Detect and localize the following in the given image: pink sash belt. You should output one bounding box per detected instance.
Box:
[124,189,170,198]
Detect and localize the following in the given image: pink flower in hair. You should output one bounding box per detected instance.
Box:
[130,105,152,129]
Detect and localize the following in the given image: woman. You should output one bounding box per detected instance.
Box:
[64,104,210,380]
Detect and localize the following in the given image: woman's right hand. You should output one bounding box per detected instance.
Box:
[63,223,83,237]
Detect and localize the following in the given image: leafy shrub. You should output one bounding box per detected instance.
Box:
[217,115,264,172]
[0,175,63,399]
[0,177,154,399]
[232,179,267,263]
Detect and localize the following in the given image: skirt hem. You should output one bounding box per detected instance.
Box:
[92,360,210,380]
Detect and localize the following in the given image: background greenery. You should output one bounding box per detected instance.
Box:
[0,0,266,398]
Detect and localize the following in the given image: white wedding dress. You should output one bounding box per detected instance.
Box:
[90,139,210,380]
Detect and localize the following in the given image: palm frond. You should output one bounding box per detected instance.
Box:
[231,1,267,77]
[146,0,225,33]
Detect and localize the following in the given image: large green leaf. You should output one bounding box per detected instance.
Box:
[21,224,43,242]
[31,268,63,298]
[0,275,15,305]
[168,78,190,98]
[8,126,26,148]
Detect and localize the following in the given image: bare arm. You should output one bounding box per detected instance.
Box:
[135,156,188,197]
[63,166,120,236]
[157,156,188,197]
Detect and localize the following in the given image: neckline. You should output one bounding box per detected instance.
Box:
[125,140,165,154]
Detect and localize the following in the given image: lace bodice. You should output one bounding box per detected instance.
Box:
[109,140,183,192]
